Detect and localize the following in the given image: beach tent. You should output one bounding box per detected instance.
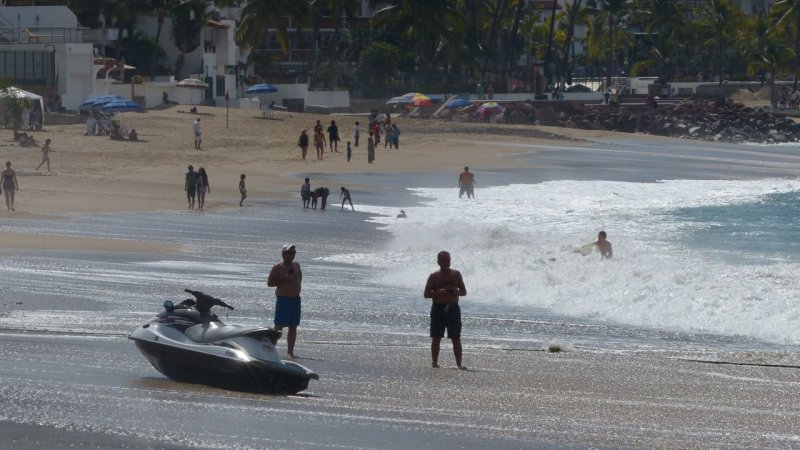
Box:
[0,87,45,124]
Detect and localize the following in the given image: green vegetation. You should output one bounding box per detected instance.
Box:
[11,0,800,95]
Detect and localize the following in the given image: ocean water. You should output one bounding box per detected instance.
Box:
[343,178,800,347]
[3,138,800,448]
[2,145,800,352]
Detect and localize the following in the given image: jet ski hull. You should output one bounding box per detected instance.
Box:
[131,337,316,394]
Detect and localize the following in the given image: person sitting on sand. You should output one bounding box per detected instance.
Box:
[17,133,38,148]
[340,186,354,211]
[128,129,138,141]
[36,139,54,172]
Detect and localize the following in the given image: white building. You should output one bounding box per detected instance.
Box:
[0,6,94,111]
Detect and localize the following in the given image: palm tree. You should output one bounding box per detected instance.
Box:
[772,0,800,89]
[371,0,463,87]
[170,0,208,77]
[629,0,685,81]
[586,0,632,88]
[216,0,308,54]
[748,40,795,106]
[693,0,745,84]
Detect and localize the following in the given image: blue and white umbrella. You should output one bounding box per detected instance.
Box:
[100,99,142,113]
[445,98,471,109]
[386,95,413,105]
[246,83,278,94]
[80,95,126,110]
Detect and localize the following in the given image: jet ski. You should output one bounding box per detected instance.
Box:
[129,289,318,395]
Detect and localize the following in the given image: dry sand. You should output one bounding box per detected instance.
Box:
[0,105,623,220]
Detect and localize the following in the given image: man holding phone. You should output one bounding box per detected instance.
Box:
[423,251,467,369]
[267,244,302,358]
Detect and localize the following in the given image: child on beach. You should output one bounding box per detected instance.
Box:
[346,141,352,162]
[36,139,54,172]
[239,174,247,207]
[340,186,354,211]
[301,177,311,209]
[193,118,202,149]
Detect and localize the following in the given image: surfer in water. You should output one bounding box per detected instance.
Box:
[580,231,612,258]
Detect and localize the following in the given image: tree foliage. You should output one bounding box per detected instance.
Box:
[357,41,401,96]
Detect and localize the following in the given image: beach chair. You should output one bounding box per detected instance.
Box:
[260,103,274,119]
[24,28,48,43]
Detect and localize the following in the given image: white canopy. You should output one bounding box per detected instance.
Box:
[0,87,46,124]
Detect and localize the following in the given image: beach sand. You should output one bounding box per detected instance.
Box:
[0,106,631,222]
[2,106,800,448]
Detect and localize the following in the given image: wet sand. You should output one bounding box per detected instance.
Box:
[2,107,800,448]
[1,327,798,449]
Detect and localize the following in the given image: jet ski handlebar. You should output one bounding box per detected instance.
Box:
[184,289,235,312]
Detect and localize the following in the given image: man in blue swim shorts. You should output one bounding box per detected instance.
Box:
[424,251,467,369]
[267,244,302,357]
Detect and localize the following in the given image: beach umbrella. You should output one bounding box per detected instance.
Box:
[176,78,209,89]
[411,93,434,107]
[100,99,142,113]
[476,101,505,116]
[445,98,471,109]
[246,83,278,94]
[386,95,414,105]
[80,95,126,110]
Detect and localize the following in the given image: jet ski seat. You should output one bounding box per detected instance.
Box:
[186,322,280,344]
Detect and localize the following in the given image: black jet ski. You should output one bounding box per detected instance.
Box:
[129,289,318,395]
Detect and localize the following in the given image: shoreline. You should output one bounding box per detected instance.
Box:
[0,106,651,220]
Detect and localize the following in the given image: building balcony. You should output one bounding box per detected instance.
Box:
[0,26,90,44]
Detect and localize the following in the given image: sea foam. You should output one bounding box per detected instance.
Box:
[329,178,800,345]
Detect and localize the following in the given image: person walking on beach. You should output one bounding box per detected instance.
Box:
[193,118,202,149]
[424,251,467,369]
[346,141,352,162]
[185,165,198,209]
[458,166,475,199]
[353,121,360,147]
[267,244,303,358]
[391,123,400,149]
[197,167,210,211]
[327,120,340,152]
[314,129,325,160]
[298,129,309,160]
[384,122,393,149]
[36,139,54,172]
[2,161,19,211]
[239,174,247,207]
[367,132,375,164]
[340,186,354,211]
[301,177,311,209]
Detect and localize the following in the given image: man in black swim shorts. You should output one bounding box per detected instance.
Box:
[423,251,467,369]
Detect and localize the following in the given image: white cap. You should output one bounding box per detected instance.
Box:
[281,244,296,253]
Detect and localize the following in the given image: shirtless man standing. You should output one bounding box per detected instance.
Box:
[458,166,475,199]
[424,251,467,369]
[267,244,303,358]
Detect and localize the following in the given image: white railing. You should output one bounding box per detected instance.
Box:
[0,26,89,44]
